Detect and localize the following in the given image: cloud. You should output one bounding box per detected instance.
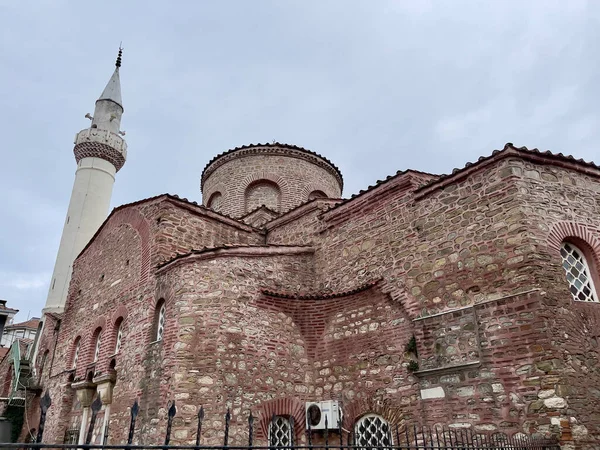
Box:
[0,271,50,291]
[1,0,600,321]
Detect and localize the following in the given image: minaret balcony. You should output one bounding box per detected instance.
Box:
[74,128,127,159]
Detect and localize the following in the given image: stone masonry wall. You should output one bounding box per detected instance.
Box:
[144,253,423,446]
[202,151,342,217]
[31,197,264,444]
[513,160,600,446]
[266,156,600,441]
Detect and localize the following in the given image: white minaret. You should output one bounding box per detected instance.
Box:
[43,49,127,314]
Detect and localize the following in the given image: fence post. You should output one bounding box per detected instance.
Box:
[224,407,231,447]
[35,391,52,443]
[127,399,139,445]
[85,395,103,444]
[248,411,254,447]
[196,406,204,448]
[164,400,177,446]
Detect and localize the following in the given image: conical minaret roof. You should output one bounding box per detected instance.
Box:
[98,48,123,108]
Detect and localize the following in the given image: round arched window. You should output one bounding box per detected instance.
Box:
[354,414,392,448]
[560,241,599,303]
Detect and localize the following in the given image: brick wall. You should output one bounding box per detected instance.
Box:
[26,151,600,448]
[202,147,343,218]
[31,196,264,444]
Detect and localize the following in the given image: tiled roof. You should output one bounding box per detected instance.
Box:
[0,348,8,359]
[77,193,260,260]
[6,318,40,330]
[201,142,344,189]
[323,169,437,214]
[415,143,600,193]
[262,278,382,300]
[324,143,600,215]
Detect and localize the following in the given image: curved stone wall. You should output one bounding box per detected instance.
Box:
[201,143,343,217]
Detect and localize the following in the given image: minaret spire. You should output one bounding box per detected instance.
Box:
[42,49,128,314]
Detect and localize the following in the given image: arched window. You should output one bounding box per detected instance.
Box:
[560,241,599,303]
[114,320,124,354]
[207,192,223,212]
[354,414,392,449]
[93,330,102,362]
[154,300,166,342]
[308,190,328,201]
[72,337,81,370]
[268,415,293,448]
[245,180,281,213]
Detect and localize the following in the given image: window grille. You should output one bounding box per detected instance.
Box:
[114,323,123,354]
[560,242,599,303]
[72,341,80,369]
[354,414,392,449]
[94,332,102,362]
[156,303,166,341]
[268,416,293,448]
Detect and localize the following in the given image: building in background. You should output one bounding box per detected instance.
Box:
[0,301,18,345]
[1,318,40,349]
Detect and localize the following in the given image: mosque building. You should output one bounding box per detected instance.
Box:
[4,50,600,448]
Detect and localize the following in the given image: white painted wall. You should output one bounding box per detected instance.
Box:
[44,157,116,313]
[1,328,37,347]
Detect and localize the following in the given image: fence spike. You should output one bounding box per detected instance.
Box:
[324,414,329,448]
[248,411,254,447]
[127,399,139,445]
[35,390,52,443]
[196,406,204,447]
[413,424,419,449]
[85,395,103,445]
[338,410,343,446]
[164,400,176,445]
[224,407,231,447]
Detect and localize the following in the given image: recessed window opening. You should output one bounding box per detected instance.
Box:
[154,300,166,342]
[354,414,393,449]
[72,338,81,369]
[93,330,102,362]
[114,320,123,354]
[560,241,599,303]
[268,416,293,448]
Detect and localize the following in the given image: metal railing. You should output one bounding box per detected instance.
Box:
[10,391,559,450]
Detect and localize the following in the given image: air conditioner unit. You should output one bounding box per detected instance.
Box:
[305,400,342,430]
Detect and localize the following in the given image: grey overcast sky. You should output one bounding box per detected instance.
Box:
[1,1,599,322]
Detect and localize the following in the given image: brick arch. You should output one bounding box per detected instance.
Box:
[245,179,282,213]
[299,182,336,202]
[109,306,128,353]
[548,221,600,254]
[240,171,290,193]
[548,221,600,298]
[342,398,406,431]
[80,207,152,282]
[238,172,290,211]
[203,182,227,207]
[110,305,129,324]
[255,397,305,440]
[69,335,82,369]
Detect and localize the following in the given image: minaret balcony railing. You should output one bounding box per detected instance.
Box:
[74,128,127,159]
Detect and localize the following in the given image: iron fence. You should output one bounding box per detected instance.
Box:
[9,391,559,450]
